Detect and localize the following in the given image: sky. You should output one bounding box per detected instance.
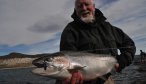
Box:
[0,0,146,56]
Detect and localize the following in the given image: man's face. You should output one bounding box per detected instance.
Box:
[75,0,95,23]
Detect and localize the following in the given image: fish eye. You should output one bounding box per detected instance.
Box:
[43,59,53,70]
[47,58,53,62]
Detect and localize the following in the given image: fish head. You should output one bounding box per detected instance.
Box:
[32,52,70,77]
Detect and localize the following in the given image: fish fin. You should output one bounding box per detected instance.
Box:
[68,65,86,71]
[74,65,86,70]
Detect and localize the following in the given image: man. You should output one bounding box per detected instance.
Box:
[58,0,136,84]
[140,50,146,63]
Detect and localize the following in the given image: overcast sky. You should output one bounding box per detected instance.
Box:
[0,0,146,55]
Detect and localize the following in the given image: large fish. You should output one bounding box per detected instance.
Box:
[32,51,117,80]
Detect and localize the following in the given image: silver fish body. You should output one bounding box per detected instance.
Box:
[32,51,117,80]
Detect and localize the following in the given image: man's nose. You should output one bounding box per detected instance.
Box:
[81,4,87,10]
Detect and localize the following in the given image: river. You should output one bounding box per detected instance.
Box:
[0,56,146,84]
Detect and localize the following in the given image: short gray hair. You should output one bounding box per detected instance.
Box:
[75,0,95,6]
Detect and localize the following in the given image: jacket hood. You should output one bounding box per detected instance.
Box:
[71,8,107,23]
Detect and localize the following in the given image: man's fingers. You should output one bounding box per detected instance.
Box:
[115,63,119,72]
[70,71,83,84]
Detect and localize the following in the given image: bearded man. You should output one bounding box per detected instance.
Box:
[57,0,136,84]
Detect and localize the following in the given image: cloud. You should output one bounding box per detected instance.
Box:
[0,32,61,55]
[0,0,72,55]
[95,0,119,8]
[23,32,61,55]
[28,15,68,33]
[99,0,146,54]
[0,0,69,46]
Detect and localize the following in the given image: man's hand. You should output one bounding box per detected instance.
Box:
[63,70,83,84]
[115,63,120,72]
[116,54,130,72]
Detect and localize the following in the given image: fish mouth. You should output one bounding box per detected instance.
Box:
[32,57,55,71]
[32,59,49,71]
[32,67,60,76]
[32,62,44,68]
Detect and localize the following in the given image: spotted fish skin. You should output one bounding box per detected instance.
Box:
[32,51,117,80]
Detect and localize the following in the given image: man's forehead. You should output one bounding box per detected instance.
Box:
[75,0,94,4]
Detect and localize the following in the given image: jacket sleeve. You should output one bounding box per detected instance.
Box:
[112,26,136,71]
[60,24,78,51]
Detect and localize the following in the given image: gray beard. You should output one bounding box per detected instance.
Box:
[80,15,95,23]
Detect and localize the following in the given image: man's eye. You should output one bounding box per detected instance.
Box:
[85,3,90,6]
[77,4,82,8]
[77,3,91,8]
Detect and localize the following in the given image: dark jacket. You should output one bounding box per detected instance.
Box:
[59,9,136,83]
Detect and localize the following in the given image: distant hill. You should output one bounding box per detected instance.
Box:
[0,52,49,59]
[0,52,50,69]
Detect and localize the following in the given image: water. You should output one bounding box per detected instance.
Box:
[0,68,56,84]
[113,57,146,84]
[0,59,146,84]
[113,64,142,84]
